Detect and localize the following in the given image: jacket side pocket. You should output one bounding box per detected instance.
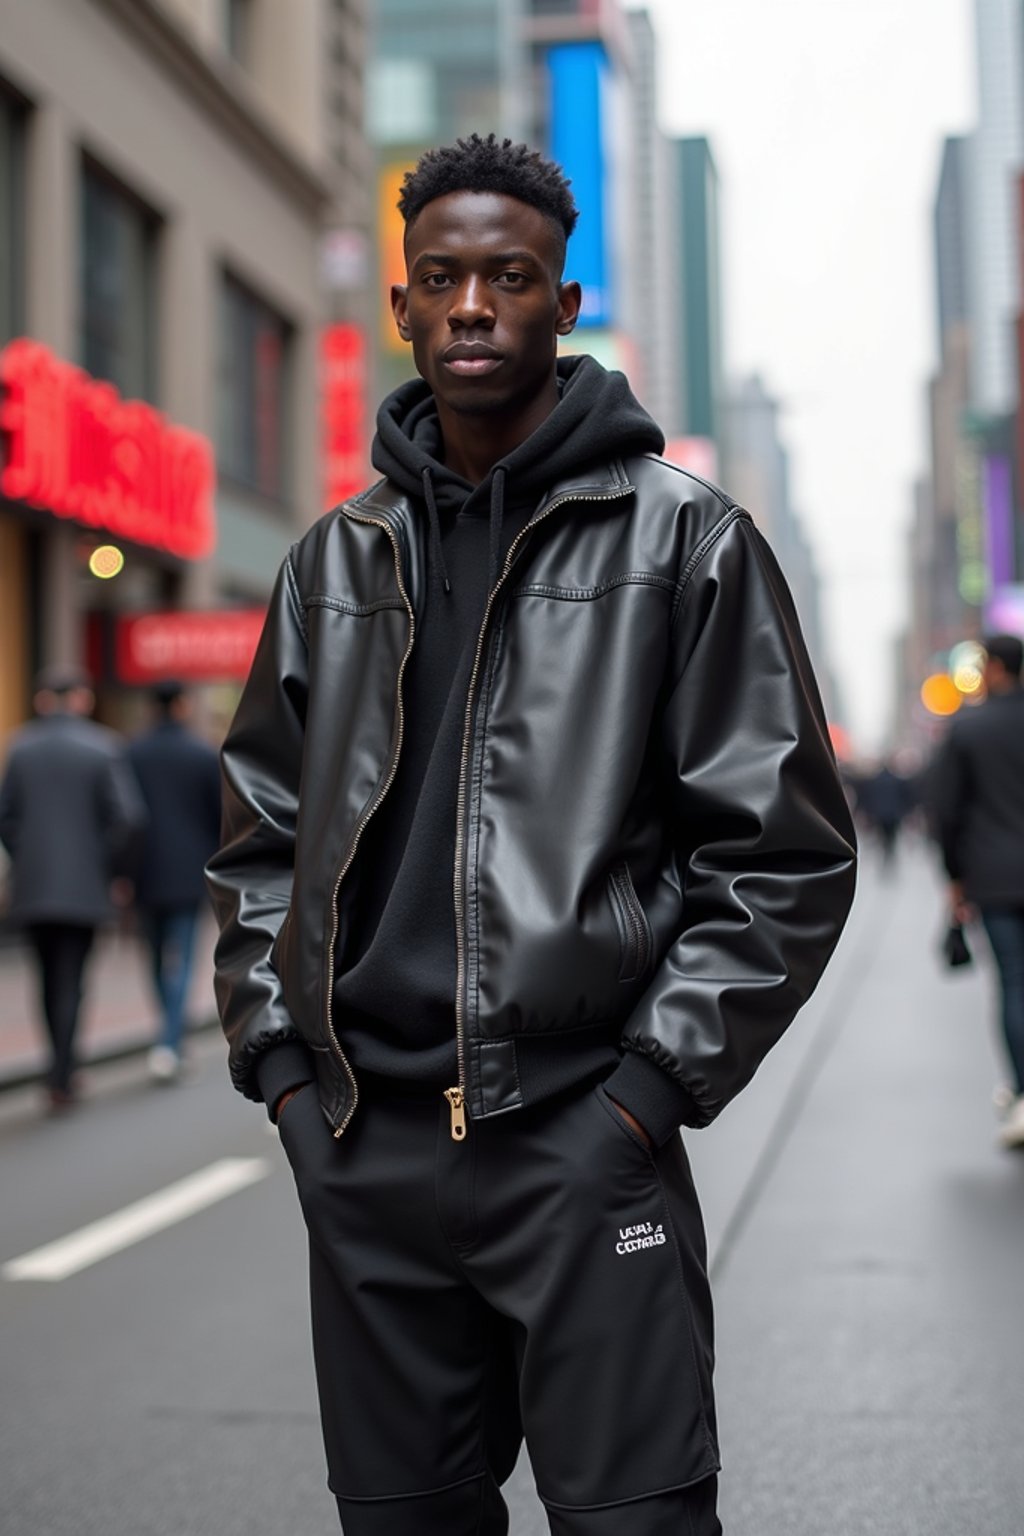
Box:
[606,862,653,984]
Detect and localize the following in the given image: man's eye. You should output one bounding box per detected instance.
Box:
[497,271,527,286]
[423,273,451,288]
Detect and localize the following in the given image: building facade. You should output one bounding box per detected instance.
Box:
[623,7,681,435]
[966,0,1023,417]
[674,135,724,458]
[0,0,368,742]
[899,4,1024,743]
[720,374,836,718]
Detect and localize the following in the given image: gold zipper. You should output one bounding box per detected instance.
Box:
[324,507,416,1138]
[443,1085,467,1140]
[448,482,634,1140]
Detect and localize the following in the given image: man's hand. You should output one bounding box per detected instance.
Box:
[606,1095,653,1149]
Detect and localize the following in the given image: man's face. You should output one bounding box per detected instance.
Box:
[392,191,581,420]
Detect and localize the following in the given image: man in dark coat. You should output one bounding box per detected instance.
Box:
[128,682,221,1082]
[128,685,222,1081]
[930,634,1024,1148]
[0,668,145,1109]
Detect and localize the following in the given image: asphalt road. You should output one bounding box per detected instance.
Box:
[2,841,1022,1535]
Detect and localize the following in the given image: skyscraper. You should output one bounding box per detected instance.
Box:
[675,136,724,454]
[966,0,1023,415]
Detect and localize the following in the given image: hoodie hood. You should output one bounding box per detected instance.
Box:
[371,354,665,590]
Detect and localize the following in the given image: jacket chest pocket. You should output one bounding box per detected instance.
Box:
[606,862,653,983]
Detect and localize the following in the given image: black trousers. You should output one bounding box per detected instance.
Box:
[279,1077,722,1535]
[26,922,95,1094]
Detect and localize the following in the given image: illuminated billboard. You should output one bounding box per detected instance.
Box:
[0,339,215,561]
[548,42,611,328]
[378,163,416,354]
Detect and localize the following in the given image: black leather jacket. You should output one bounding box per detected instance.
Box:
[207,455,856,1136]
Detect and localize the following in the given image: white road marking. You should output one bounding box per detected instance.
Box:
[2,1157,270,1282]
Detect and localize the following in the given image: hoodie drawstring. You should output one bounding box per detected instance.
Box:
[489,467,507,591]
[423,464,508,596]
[421,467,451,594]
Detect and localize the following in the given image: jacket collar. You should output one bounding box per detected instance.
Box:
[343,458,635,535]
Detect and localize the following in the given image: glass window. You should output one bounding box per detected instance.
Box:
[80,159,158,401]
[0,86,26,346]
[218,272,292,502]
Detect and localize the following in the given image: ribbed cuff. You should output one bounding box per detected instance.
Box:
[603,1050,701,1147]
[255,1042,317,1123]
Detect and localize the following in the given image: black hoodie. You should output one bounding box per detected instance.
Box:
[256,356,665,1110]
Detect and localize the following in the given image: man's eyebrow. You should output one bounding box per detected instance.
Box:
[411,252,459,270]
[411,249,544,271]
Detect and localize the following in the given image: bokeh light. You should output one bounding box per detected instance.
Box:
[88,544,125,580]
[920,672,962,717]
[949,640,985,696]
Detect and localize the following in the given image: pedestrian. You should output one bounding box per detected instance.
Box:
[857,757,917,866]
[0,667,145,1111]
[207,135,857,1535]
[928,634,1024,1149]
[128,680,222,1082]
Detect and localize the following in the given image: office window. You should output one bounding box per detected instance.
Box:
[0,87,26,346]
[80,159,158,400]
[218,272,292,501]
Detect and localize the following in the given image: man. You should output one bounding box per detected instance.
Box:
[0,667,144,1110]
[930,634,1024,1149]
[208,136,857,1534]
[128,681,221,1082]
[857,756,916,868]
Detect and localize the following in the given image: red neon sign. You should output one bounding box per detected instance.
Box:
[0,338,216,561]
[322,323,367,508]
[113,609,266,684]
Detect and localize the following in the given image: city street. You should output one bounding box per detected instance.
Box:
[2,842,1023,1535]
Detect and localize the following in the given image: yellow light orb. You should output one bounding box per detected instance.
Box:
[952,664,983,694]
[88,544,125,580]
[920,673,962,717]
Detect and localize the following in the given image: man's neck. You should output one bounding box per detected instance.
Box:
[436,380,559,486]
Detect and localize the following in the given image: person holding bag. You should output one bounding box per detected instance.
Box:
[929,634,1024,1149]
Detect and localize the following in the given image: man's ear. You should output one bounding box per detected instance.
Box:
[391,284,411,342]
[556,280,582,336]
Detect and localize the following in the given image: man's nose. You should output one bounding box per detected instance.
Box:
[448,275,495,327]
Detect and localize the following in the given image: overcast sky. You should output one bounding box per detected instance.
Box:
[633,0,976,753]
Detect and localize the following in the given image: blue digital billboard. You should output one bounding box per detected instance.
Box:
[548,42,611,329]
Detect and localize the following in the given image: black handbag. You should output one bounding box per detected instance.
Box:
[941,921,973,969]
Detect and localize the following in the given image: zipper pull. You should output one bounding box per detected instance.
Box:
[444,1086,467,1142]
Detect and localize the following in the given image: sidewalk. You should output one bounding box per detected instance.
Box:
[0,913,219,1088]
[686,839,1024,1536]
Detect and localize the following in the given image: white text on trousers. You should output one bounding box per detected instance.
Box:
[616,1221,666,1255]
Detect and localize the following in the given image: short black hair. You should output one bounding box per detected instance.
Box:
[34,665,92,697]
[151,679,186,714]
[984,633,1023,679]
[398,134,579,247]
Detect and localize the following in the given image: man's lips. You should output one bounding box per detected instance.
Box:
[442,342,503,376]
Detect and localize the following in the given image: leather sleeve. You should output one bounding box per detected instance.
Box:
[205,552,309,1100]
[619,512,857,1127]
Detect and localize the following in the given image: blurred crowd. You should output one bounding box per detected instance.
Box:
[0,670,221,1111]
[843,635,1024,1149]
